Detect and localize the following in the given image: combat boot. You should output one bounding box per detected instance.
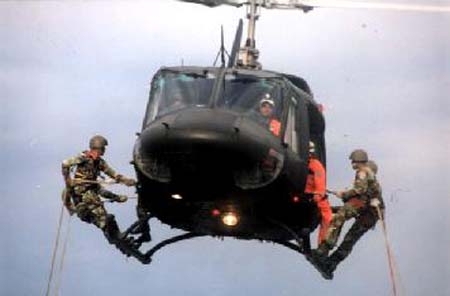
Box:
[317,261,334,280]
[115,195,128,203]
[311,241,331,258]
[103,214,121,243]
[306,252,333,280]
[326,253,341,274]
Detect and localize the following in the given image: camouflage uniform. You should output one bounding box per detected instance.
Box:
[62,151,126,230]
[321,165,384,270]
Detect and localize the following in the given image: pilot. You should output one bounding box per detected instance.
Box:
[258,94,281,136]
[311,150,384,279]
[304,141,332,246]
[61,135,137,242]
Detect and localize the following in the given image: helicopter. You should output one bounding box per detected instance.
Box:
[107,0,450,277]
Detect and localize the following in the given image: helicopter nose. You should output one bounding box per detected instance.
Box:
[133,109,244,183]
[170,109,239,142]
[138,109,243,153]
[133,108,283,188]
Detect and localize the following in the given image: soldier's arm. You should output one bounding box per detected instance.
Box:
[341,170,369,199]
[100,159,119,180]
[101,160,137,186]
[101,159,137,186]
[61,155,83,187]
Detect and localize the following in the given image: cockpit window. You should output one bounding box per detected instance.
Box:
[217,74,284,136]
[144,70,217,126]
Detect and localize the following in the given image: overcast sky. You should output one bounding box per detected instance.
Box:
[1,1,449,295]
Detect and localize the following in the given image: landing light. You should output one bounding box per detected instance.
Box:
[171,194,183,200]
[222,212,239,227]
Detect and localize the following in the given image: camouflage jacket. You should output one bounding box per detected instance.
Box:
[62,151,118,186]
[342,166,381,203]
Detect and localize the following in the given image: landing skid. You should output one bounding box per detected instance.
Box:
[106,216,332,281]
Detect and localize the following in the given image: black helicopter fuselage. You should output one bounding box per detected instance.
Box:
[133,66,325,242]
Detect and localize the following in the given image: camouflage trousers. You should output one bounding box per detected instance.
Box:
[73,187,120,230]
[324,203,379,266]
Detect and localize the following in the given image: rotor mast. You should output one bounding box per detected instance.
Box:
[238,0,262,69]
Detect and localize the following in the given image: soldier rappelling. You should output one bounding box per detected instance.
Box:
[61,135,137,242]
[310,149,385,279]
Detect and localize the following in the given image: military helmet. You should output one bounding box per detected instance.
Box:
[89,135,108,149]
[349,149,368,163]
[309,141,315,153]
[260,93,275,108]
[367,160,378,174]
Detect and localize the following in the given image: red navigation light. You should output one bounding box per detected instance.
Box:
[211,209,221,217]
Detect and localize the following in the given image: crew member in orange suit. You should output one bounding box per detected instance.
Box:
[305,141,333,245]
[258,95,281,137]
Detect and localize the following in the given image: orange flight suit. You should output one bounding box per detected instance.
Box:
[269,119,281,136]
[305,157,333,244]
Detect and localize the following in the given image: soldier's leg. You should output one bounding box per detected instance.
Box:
[75,203,94,224]
[317,198,333,245]
[75,191,99,225]
[98,187,125,202]
[89,201,125,243]
[76,190,109,231]
[91,203,108,230]
[328,210,378,271]
[320,203,359,253]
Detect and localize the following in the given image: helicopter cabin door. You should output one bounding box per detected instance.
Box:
[285,91,310,163]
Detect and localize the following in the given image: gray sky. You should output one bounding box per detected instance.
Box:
[1,1,449,295]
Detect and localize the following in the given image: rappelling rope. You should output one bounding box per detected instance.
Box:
[72,179,137,201]
[45,203,65,296]
[73,178,118,185]
[375,205,404,296]
[45,180,136,295]
[54,216,72,296]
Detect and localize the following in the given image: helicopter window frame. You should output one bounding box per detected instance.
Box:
[142,69,218,128]
[284,83,311,160]
[283,96,299,154]
[217,73,287,135]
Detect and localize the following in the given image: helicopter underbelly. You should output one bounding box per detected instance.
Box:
[135,172,318,241]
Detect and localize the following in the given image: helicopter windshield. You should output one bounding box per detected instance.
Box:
[217,74,284,136]
[144,70,217,125]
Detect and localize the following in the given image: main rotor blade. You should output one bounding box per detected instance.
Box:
[176,0,450,12]
[302,0,450,13]
[175,0,311,9]
[175,0,245,8]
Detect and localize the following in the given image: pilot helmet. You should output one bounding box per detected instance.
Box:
[260,94,275,108]
[309,141,316,153]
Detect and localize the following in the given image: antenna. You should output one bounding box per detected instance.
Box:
[228,19,243,68]
[213,25,230,67]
